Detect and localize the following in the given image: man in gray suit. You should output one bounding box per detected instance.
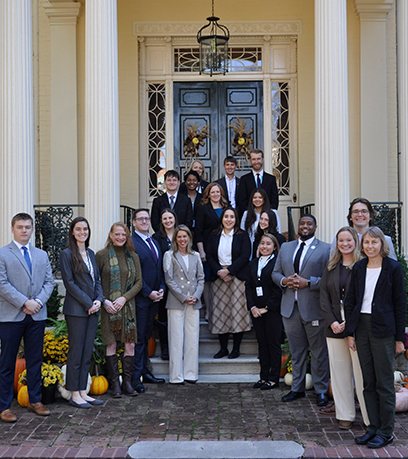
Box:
[0,213,54,422]
[272,214,330,406]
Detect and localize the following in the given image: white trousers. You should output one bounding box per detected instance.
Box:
[326,337,369,425]
[168,306,200,383]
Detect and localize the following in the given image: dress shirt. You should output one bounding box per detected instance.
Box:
[257,254,274,279]
[13,240,32,263]
[225,175,237,208]
[252,169,264,184]
[167,191,178,208]
[361,267,382,314]
[292,236,315,272]
[218,230,234,267]
[135,230,159,259]
[181,253,190,271]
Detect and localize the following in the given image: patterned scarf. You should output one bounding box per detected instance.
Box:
[108,246,137,342]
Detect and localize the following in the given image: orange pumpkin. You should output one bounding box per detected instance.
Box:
[89,375,108,395]
[14,357,26,394]
[17,381,26,394]
[280,355,289,378]
[17,385,29,407]
[148,336,156,357]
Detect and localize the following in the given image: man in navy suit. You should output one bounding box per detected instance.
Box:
[131,209,166,392]
[215,156,240,209]
[0,213,54,422]
[236,149,279,216]
[151,170,193,232]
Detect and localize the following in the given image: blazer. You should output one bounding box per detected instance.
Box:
[272,238,330,321]
[320,263,352,339]
[206,230,251,282]
[194,203,224,249]
[215,176,240,207]
[345,256,407,342]
[163,250,205,310]
[180,180,209,196]
[132,232,166,299]
[245,255,282,312]
[151,192,193,232]
[152,231,171,258]
[60,248,104,317]
[236,171,279,215]
[0,242,54,322]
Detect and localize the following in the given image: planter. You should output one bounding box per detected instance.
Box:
[41,384,57,405]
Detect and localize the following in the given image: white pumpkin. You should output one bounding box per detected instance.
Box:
[394,371,405,384]
[284,373,293,386]
[305,373,314,390]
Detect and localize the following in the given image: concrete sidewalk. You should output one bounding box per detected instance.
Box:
[0,383,407,458]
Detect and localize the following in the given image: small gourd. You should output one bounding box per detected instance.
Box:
[17,385,29,407]
[89,375,108,395]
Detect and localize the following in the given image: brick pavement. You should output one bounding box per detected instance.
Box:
[0,383,407,458]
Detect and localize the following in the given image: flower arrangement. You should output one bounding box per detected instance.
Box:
[183,123,210,171]
[229,117,253,166]
[43,330,69,365]
[19,363,64,388]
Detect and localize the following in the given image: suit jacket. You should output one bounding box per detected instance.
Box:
[320,263,352,339]
[0,242,54,322]
[215,176,240,208]
[345,256,406,341]
[132,232,166,299]
[245,256,282,312]
[152,231,171,258]
[60,248,104,317]
[194,203,224,249]
[151,192,193,232]
[178,190,203,224]
[206,230,251,282]
[163,250,204,310]
[272,238,330,321]
[236,171,279,215]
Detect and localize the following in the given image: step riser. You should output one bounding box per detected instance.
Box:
[151,360,261,375]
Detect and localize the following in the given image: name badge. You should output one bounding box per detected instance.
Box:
[312,320,319,327]
[256,286,263,297]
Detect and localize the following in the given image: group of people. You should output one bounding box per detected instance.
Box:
[0,150,405,451]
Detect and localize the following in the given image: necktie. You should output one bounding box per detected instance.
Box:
[256,173,261,188]
[22,246,32,274]
[146,237,158,264]
[169,195,175,210]
[293,242,305,274]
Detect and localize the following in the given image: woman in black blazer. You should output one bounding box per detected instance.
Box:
[246,234,282,390]
[179,160,210,195]
[179,170,203,229]
[207,207,251,359]
[346,227,406,449]
[60,217,104,409]
[253,210,286,257]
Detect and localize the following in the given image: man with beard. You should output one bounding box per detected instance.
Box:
[272,214,330,406]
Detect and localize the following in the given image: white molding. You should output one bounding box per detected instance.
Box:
[133,21,302,37]
[43,2,81,25]
[355,0,394,20]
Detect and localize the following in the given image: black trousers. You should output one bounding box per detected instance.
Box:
[251,310,282,382]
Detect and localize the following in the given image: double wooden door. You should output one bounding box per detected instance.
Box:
[174,81,263,183]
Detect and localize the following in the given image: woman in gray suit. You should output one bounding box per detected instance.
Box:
[163,225,204,384]
[60,217,104,408]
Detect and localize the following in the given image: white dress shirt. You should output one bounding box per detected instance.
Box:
[218,230,234,267]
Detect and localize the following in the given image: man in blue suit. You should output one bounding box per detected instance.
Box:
[131,208,166,393]
[0,213,54,422]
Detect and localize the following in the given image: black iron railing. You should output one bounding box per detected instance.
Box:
[120,205,136,232]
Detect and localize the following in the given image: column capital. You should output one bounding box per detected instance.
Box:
[43,1,81,25]
[355,0,394,21]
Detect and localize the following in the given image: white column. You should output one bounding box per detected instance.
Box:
[355,0,393,200]
[43,1,81,205]
[0,1,35,247]
[398,0,408,255]
[85,0,120,251]
[315,0,350,243]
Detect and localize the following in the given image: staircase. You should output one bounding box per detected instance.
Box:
[151,319,260,383]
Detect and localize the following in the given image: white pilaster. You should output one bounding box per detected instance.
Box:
[43,1,81,205]
[0,1,35,246]
[355,0,393,200]
[397,0,408,254]
[85,0,120,251]
[315,0,350,243]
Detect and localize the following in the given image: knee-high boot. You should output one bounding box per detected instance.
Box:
[106,354,122,398]
[122,356,138,396]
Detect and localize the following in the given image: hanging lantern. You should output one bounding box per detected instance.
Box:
[197,0,230,76]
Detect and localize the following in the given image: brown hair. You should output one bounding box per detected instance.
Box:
[259,233,280,257]
[105,222,135,252]
[200,182,228,207]
[361,226,390,258]
[171,225,193,254]
[327,226,361,271]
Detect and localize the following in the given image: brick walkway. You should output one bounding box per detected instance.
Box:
[0,383,408,458]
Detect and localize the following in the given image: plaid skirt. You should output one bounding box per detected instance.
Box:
[209,276,251,334]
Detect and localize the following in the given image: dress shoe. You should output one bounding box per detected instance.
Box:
[161,349,169,361]
[185,380,197,384]
[87,398,104,406]
[260,381,275,390]
[69,399,91,409]
[213,349,229,359]
[27,402,51,416]
[228,350,241,359]
[319,403,336,414]
[133,379,146,393]
[355,431,376,445]
[169,381,185,385]
[367,434,393,449]
[253,379,264,389]
[0,409,17,423]
[142,373,165,384]
[281,391,305,402]
[338,420,353,430]
[316,393,329,407]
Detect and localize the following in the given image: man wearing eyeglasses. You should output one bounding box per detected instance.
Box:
[131,209,166,393]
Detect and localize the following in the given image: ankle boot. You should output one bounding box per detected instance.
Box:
[121,356,138,396]
[106,354,122,398]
